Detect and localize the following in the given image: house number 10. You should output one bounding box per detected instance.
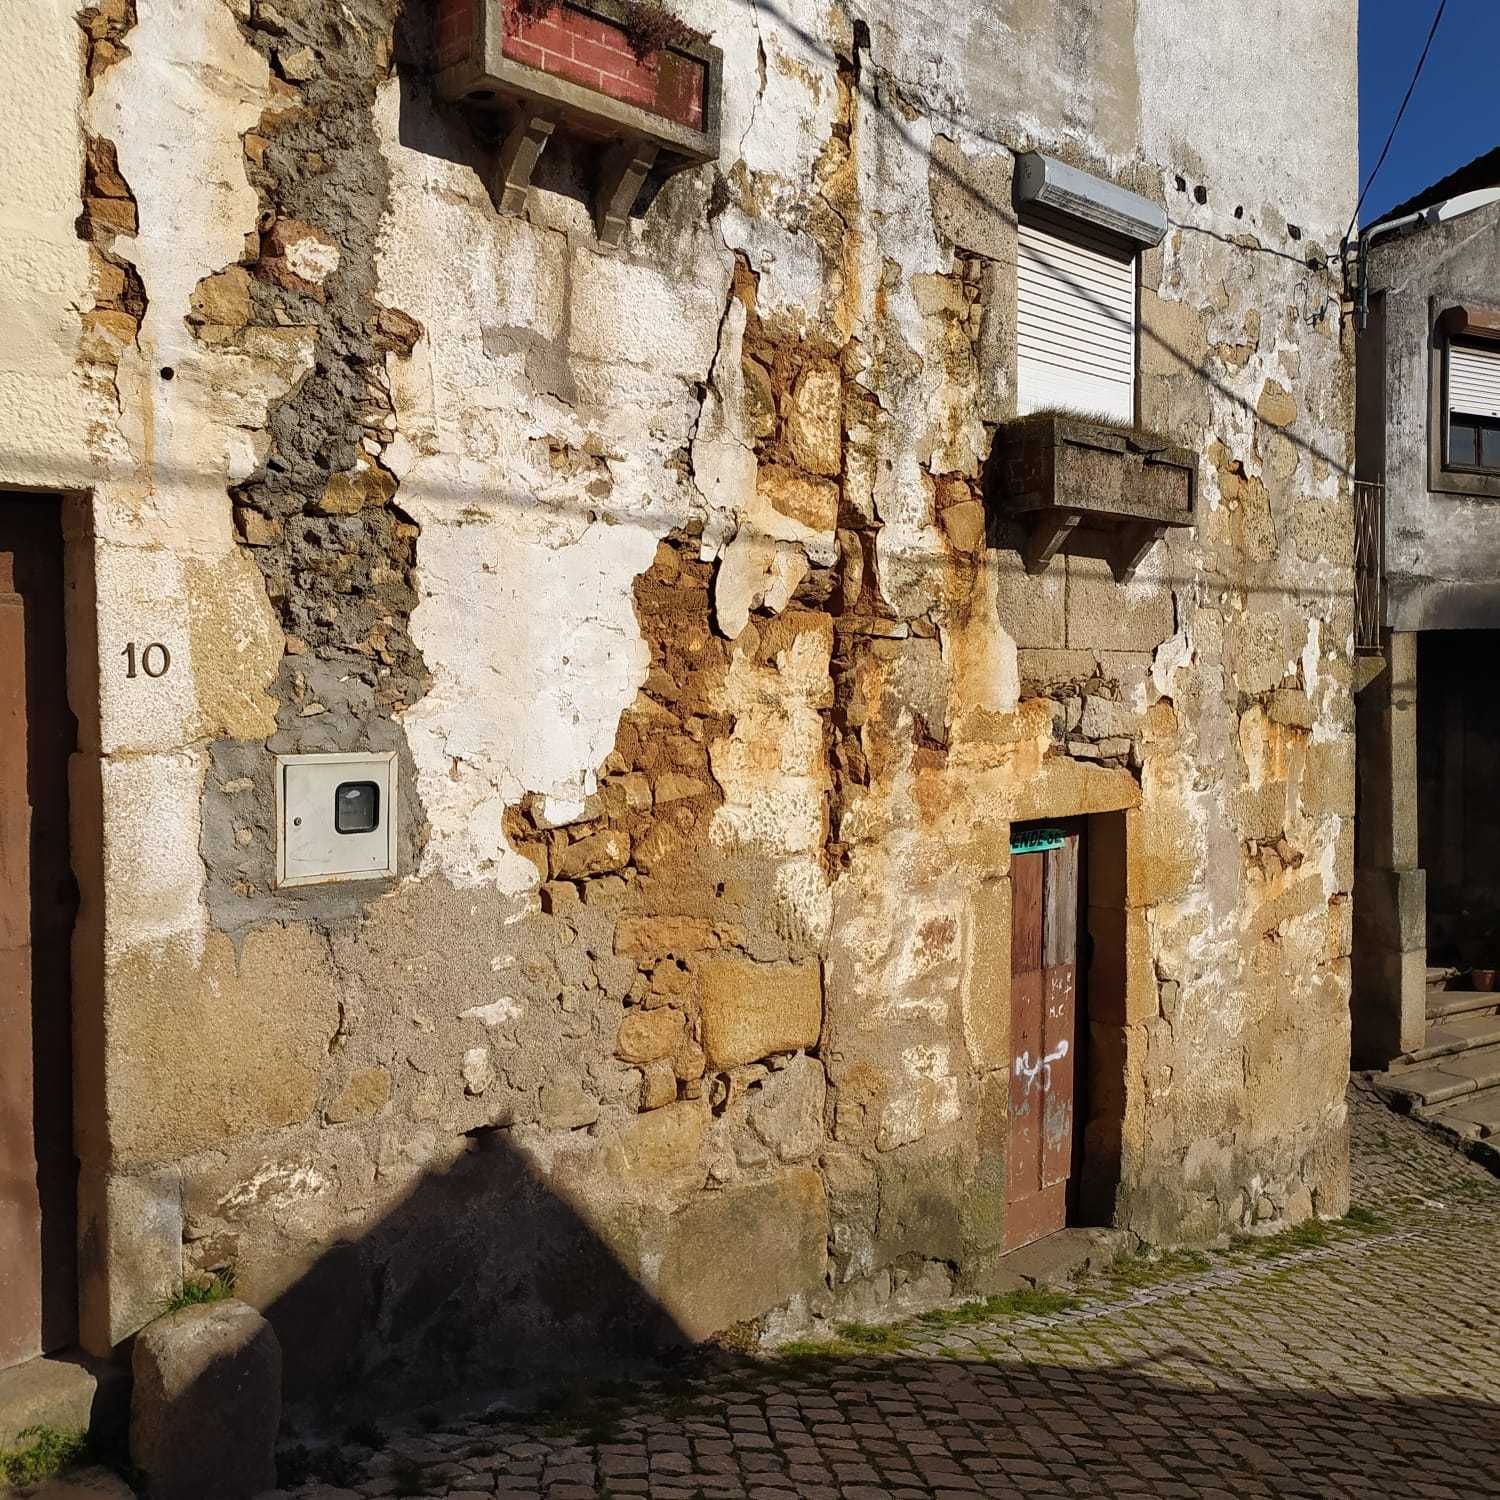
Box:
[121,641,172,679]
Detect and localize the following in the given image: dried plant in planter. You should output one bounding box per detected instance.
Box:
[511,0,702,61]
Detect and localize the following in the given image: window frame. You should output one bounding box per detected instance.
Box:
[1428,301,1500,499]
[1447,412,1500,473]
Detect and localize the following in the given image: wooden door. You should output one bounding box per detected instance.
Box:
[1005,831,1079,1251]
[0,497,77,1368]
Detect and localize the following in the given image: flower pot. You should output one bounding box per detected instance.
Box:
[1471,968,1497,992]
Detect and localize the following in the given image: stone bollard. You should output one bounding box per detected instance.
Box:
[130,1300,281,1500]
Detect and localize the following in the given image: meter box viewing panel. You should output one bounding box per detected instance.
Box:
[275,751,398,888]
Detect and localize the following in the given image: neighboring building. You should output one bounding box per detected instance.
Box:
[1352,150,1500,1144]
[1,0,1356,1415]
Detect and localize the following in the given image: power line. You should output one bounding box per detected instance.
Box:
[1347,0,1447,243]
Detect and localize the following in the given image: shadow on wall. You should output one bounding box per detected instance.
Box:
[123,1128,703,1494]
[251,1130,694,1420]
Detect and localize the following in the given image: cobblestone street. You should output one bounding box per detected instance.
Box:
[276,1087,1500,1500]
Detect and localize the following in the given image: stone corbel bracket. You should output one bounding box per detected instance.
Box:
[986,412,1197,581]
[435,0,723,246]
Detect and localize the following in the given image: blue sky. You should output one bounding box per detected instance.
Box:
[1359,0,1500,224]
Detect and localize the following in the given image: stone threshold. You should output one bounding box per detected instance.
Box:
[0,1350,127,1451]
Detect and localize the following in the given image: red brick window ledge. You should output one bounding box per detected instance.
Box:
[502,1,706,130]
[437,0,712,135]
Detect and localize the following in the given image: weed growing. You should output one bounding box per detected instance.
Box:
[276,1441,363,1490]
[1342,1203,1392,1233]
[914,1287,1083,1333]
[1223,1207,1396,1261]
[1101,1245,1213,1292]
[0,1427,91,1488]
[970,1287,1084,1319]
[835,1320,913,1353]
[532,1380,636,1444]
[160,1268,236,1314]
[1446,1174,1500,1203]
[391,1456,428,1497]
[768,1321,911,1365]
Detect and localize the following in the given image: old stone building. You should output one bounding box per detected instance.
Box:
[2,0,1356,1418]
[1352,148,1500,1151]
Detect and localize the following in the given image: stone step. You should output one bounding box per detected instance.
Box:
[0,1350,127,1449]
[1426,988,1500,1023]
[1372,1041,1500,1109]
[1418,1081,1500,1142]
[25,1468,136,1499]
[1405,1010,1500,1064]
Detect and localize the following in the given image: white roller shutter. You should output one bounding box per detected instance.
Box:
[1017,214,1137,424]
[1450,342,1500,420]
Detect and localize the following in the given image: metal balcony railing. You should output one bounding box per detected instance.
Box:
[1353,479,1385,653]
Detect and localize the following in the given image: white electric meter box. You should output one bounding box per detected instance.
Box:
[275,751,398,888]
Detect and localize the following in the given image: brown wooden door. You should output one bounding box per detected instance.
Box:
[1005,832,1079,1251]
[0,497,77,1369]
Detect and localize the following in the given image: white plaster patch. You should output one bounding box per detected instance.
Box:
[1151,627,1194,702]
[399,501,659,888]
[462,1046,495,1095]
[714,535,809,641]
[1301,617,1322,696]
[691,294,754,555]
[0,0,93,495]
[773,857,834,947]
[91,0,304,553]
[216,1159,329,1218]
[1136,0,1355,242]
[569,247,725,377]
[539,796,590,829]
[461,997,525,1028]
[878,1043,962,1150]
[282,233,341,286]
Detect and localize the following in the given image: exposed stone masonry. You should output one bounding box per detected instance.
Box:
[76,5,145,412]
[228,0,428,714]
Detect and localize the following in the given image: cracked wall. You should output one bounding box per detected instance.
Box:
[4,0,1356,1399]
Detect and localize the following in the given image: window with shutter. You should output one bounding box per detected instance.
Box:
[1447,341,1500,473]
[1449,343,1500,420]
[1017,213,1137,425]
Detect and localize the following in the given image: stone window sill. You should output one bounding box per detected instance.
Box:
[986,411,1197,578]
[1428,464,1500,501]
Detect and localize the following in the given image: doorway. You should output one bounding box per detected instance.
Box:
[0,495,79,1369]
[1005,823,1084,1251]
[1418,629,1500,968]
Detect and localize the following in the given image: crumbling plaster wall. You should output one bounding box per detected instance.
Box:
[13,0,1356,1388]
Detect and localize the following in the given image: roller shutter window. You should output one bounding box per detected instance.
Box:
[1448,341,1500,472]
[1017,213,1137,425]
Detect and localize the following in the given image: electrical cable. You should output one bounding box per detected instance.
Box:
[1347,0,1447,243]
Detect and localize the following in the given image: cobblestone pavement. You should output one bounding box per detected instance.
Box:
[277,1085,1500,1499]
